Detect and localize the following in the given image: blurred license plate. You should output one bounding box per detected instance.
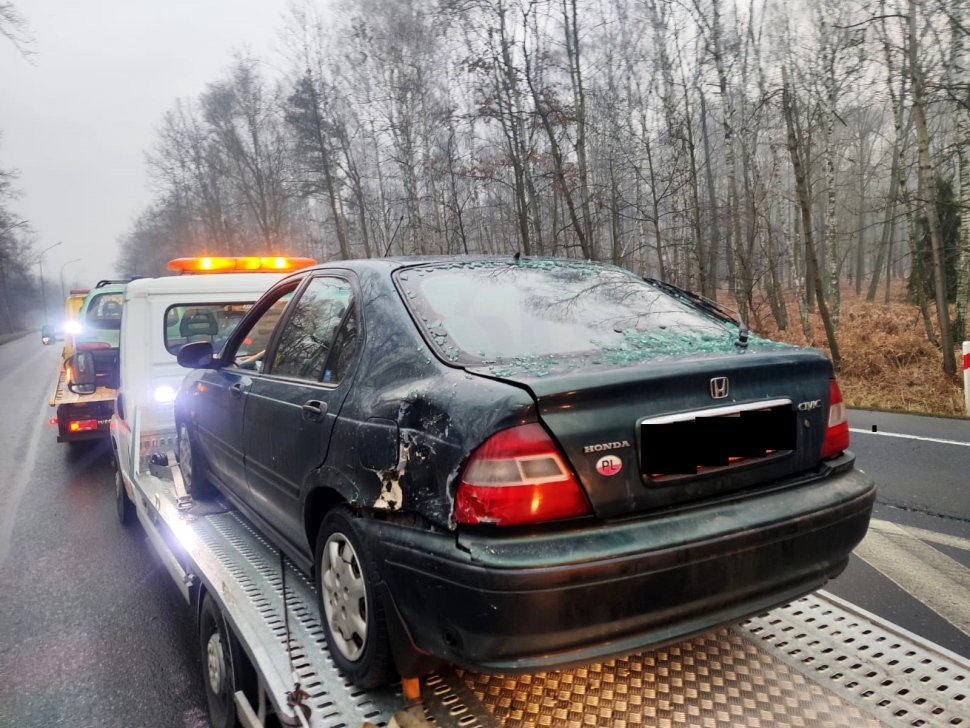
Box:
[641,408,795,476]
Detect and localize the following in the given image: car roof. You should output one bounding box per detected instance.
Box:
[81,283,127,307]
[289,255,617,278]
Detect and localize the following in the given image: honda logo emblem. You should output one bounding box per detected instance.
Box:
[710,376,729,399]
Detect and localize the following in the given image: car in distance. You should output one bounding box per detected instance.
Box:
[174,257,875,688]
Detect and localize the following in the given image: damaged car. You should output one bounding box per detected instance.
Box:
[173,256,875,688]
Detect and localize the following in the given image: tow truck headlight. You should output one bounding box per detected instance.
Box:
[65,320,82,335]
[154,385,176,404]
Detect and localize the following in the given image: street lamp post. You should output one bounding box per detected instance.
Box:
[37,241,63,326]
[60,258,81,302]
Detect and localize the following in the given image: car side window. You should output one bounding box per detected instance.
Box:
[322,306,357,385]
[271,277,354,383]
[231,291,294,370]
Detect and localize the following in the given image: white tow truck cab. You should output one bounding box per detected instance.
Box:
[108,260,970,728]
[113,272,283,458]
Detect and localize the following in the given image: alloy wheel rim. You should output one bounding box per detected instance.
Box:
[321,533,368,661]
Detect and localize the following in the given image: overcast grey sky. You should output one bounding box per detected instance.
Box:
[2,0,288,289]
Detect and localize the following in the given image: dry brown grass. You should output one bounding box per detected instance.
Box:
[754,292,967,417]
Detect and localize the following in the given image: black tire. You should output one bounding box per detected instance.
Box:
[315,507,396,688]
[177,421,214,498]
[115,467,135,526]
[199,594,239,728]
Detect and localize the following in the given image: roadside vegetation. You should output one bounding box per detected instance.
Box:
[759,293,967,417]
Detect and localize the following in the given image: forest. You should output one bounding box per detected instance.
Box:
[4,0,970,382]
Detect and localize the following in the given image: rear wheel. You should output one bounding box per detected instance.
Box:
[199,594,239,728]
[315,507,396,688]
[115,468,135,526]
[177,421,213,497]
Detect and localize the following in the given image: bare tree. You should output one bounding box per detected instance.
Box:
[0,2,33,58]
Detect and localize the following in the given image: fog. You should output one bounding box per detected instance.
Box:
[1,0,287,288]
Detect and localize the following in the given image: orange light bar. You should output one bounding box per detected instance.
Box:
[167,256,317,273]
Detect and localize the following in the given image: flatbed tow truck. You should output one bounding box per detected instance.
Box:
[49,282,125,443]
[48,368,118,442]
[109,261,970,728]
[123,448,970,728]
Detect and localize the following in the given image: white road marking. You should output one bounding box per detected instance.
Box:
[855,519,970,637]
[849,428,970,448]
[868,519,970,553]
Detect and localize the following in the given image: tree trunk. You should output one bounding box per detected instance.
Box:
[644,134,667,279]
[699,90,720,298]
[909,0,956,373]
[562,0,596,259]
[783,66,841,368]
[867,139,901,301]
[953,0,970,342]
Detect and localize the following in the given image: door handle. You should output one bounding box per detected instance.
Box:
[301,399,328,423]
[229,382,245,399]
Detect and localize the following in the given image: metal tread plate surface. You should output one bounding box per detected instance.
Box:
[136,470,969,728]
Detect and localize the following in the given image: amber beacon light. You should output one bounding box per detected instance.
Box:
[167,256,317,273]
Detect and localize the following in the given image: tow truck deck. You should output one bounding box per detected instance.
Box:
[124,427,970,728]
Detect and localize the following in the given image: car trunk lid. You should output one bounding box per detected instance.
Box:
[469,346,833,519]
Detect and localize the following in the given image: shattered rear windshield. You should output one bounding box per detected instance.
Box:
[396,260,735,367]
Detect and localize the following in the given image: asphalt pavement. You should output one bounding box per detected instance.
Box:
[825,409,970,661]
[0,337,208,727]
[0,335,968,727]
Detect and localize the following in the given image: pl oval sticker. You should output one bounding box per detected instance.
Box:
[596,455,623,476]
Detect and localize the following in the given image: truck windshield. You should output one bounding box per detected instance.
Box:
[86,292,125,330]
[164,303,254,355]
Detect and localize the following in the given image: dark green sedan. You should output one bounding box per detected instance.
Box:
[174,257,875,688]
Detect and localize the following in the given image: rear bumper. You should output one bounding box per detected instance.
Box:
[56,401,114,442]
[365,458,875,672]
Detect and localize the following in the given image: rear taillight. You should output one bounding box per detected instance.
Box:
[821,378,849,458]
[454,423,592,526]
[69,419,98,433]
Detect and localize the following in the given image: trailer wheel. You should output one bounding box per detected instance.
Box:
[178,422,213,497]
[200,594,239,728]
[115,468,135,526]
[315,507,396,688]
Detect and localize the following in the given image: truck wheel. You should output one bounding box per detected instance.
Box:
[200,594,239,728]
[116,468,135,526]
[178,422,213,497]
[315,507,396,688]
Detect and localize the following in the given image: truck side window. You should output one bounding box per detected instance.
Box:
[271,277,354,383]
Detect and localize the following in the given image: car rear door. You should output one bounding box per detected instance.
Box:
[241,274,360,550]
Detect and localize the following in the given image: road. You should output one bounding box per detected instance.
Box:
[0,336,208,727]
[0,333,968,727]
[828,409,970,660]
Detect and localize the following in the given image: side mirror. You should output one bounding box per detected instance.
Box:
[177,340,216,369]
[67,352,97,395]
